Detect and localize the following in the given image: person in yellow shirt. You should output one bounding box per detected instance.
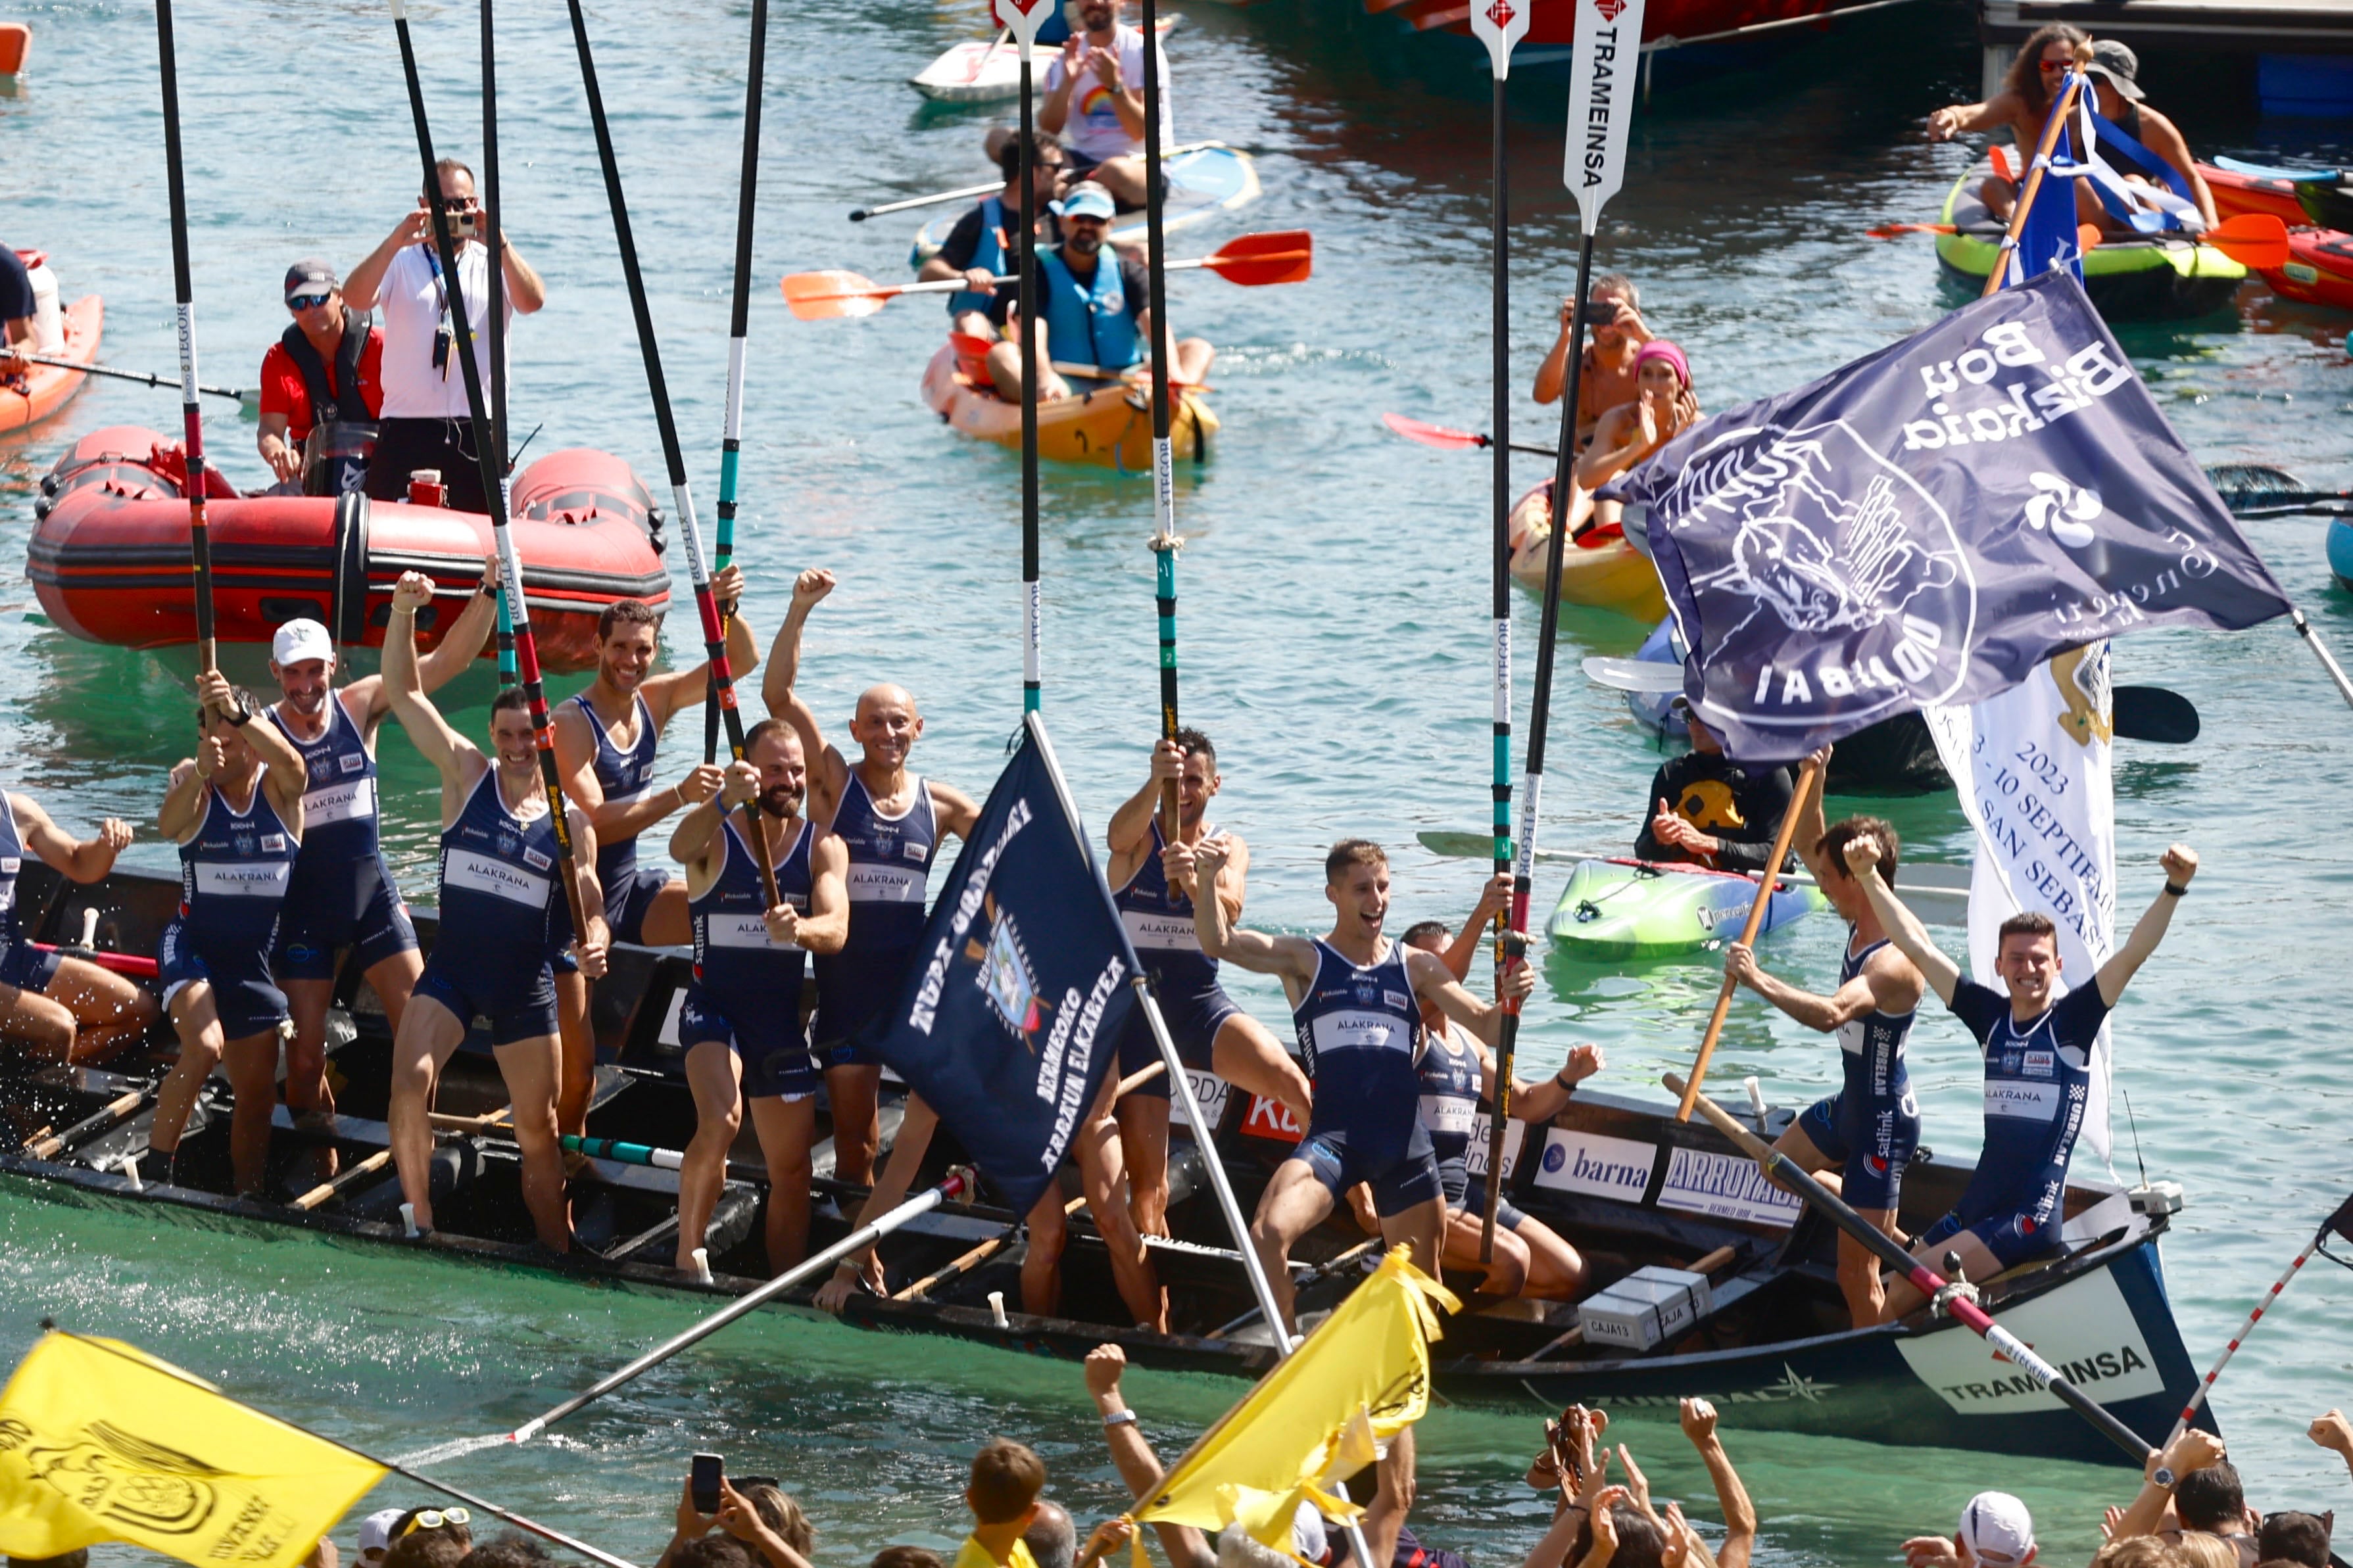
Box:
[957,1442,1048,1568]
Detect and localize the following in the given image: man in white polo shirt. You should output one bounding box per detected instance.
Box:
[343,156,545,514]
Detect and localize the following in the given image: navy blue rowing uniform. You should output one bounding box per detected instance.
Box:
[0,798,59,995]
[1113,820,1243,1101]
[1795,933,1920,1210]
[1921,978,2112,1268]
[415,770,566,1046]
[268,696,418,979]
[158,781,299,1039]
[570,690,669,946]
[1290,939,1440,1218]
[813,772,936,1065]
[1416,1022,1526,1230]
[683,815,819,1100]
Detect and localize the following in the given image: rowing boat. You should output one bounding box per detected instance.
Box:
[908,143,1261,270]
[919,343,1216,469]
[0,861,2199,1465]
[1933,163,2244,321]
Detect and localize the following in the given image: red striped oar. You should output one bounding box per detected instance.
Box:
[2162,1190,2353,1448]
[1868,212,2291,272]
[781,231,1313,320]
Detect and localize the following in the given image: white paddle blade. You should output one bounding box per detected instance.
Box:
[1563,0,1649,229]
[993,0,1054,47]
[1469,0,1530,78]
[1582,655,1684,694]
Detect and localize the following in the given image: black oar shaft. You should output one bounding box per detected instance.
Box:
[389,0,590,943]
[566,0,778,906]
[1143,0,1179,833]
[1482,65,1512,1263]
[482,0,505,473]
[1019,42,1041,714]
[709,0,769,766]
[154,0,214,672]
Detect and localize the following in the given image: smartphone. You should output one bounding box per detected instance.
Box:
[691,1453,724,1516]
[454,210,481,239]
[1580,300,1620,328]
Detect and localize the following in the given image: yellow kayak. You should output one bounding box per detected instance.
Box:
[1507,479,1668,622]
[919,344,1218,471]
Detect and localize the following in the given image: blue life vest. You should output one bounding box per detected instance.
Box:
[950,196,1010,320]
[1038,250,1140,377]
[570,690,661,891]
[268,696,379,864]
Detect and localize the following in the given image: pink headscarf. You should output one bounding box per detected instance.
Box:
[1634,339,1690,389]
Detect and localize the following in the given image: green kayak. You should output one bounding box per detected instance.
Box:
[1931,161,2244,321]
[1546,857,1828,961]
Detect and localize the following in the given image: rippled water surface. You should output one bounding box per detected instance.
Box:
[3,2,2350,1564]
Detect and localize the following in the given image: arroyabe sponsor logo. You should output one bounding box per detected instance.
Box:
[1657,1146,1803,1228]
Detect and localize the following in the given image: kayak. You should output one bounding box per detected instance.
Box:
[1545,857,1827,959]
[2200,160,2323,225]
[1505,478,1668,622]
[2259,226,2353,312]
[2329,516,2353,588]
[918,343,1215,470]
[910,143,1260,270]
[910,14,1178,103]
[2,253,99,436]
[1933,164,2245,321]
[2294,179,2353,232]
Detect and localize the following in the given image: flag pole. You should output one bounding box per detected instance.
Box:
[1983,70,2087,298]
[566,0,778,907]
[708,0,770,765]
[1141,0,1181,835]
[154,0,215,675]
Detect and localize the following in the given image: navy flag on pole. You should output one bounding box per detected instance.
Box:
[1616,270,2290,761]
[866,711,1134,1214]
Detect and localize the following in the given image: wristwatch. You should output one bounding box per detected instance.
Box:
[2151,1465,2177,1490]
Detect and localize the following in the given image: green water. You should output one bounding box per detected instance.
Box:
[3,0,2352,1563]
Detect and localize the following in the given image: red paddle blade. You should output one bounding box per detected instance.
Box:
[1382,412,1489,451]
[2204,212,2290,272]
[1203,229,1313,286]
[1865,222,1956,239]
[781,269,891,321]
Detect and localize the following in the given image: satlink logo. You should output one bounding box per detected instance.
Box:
[1244,1094,1304,1144]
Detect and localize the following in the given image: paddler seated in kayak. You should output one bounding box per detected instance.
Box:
[1843,833,2198,1314]
[1195,836,1535,1330]
[1532,273,1650,448]
[1722,778,1925,1328]
[0,243,35,388]
[1636,700,1798,875]
[2075,42,2219,232]
[983,183,1213,402]
[1924,24,2097,223]
[919,133,1066,343]
[1515,340,1699,556]
[1038,0,1173,210]
[257,258,384,497]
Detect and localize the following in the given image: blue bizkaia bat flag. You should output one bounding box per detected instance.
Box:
[865,711,1134,1214]
[1614,270,2290,762]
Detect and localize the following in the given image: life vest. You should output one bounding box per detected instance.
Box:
[279,310,377,497]
[1038,249,1140,379]
[2080,105,2205,233]
[949,196,1010,320]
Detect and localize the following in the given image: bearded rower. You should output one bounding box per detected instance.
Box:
[669,720,848,1275]
[264,559,497,1129]
[0,792,154,1062]
[382,573,608,1252]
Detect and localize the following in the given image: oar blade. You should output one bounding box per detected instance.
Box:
[2112,684,2200,745]
[781,269,889,320]
[1204,229,1313,286]
[2204,212,2290,272]
[2205,461,2314,510]
[1381,412,1486,451]
[1582,655,1686,694]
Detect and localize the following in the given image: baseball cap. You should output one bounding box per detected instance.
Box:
[284,258,340,302]
[272,617,334,667]
[357,1508,408,1559]
[1053,181,1117,222]
[1958,1492,2036,1567]
[2084,39,2145,101]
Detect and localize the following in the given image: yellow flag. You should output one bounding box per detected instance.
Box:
[0,1333,385,1568]
[1134,1247,1457,1547]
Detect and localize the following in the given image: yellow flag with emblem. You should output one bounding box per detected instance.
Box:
[1132,1247,1457,1548]
[0,1333,385,1568]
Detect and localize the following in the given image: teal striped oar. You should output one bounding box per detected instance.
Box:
[495,577,517,687]
[707,0,768,765]
[561,1133,683,1171]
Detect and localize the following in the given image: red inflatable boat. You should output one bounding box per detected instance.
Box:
[28,427,669,672]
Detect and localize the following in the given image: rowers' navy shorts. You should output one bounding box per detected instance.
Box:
[0,939,61,995]
[1798,1087,1920,1212]
[276,852,419,980]
[1291,1122,1443,1219]
[602,864,677,948]
[414,957,557,1049]
[158,917,287,1040]
[1115,980,1241,1101]
[679,988,821,1101]
[1451,1170,1528,1232]
[1919,1206,2066,1273]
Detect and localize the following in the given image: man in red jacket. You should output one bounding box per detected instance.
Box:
[256,258,383,494]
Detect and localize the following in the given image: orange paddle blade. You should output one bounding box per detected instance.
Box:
[1865,222,1956,239]
[2202,212,2290,272]
[781,269,893,320]
[2078,223,2104,254]
[1200,229,1313,286]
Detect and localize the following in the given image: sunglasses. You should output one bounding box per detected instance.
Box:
[2038,57,2076,72]
[287,293,333,311]
[400,1509,471,1538]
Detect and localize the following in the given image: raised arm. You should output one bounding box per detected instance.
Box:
[2109,1429,2225,1544]
[2095,845,2195,1007]
[1680,1400,1754,1568]
[1187,836,1315,983]
[1105,742,1180,873]
[1482,1040,1604,1125]
[1441,873,1514,984]
[382,573,475,776]
[349,556,500,726]
[645,563,759,726]
[1843,835,1960,1006]
[15,796,130,884]
[669,761,754,886]
[1084,1345,1210,1568]
[1723,940,1914,1033]
[1038,43,1079,136]
[761,569,846,819]
[201,671,308,827]
[157,757,210,845]
[344,208,429,313]
[1409,944,1536,1046]
[1786,746,1833,881]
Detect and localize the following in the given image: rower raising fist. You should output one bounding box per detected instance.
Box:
[1842,832,1884,877]
[2160,843,2198,888]
[793,567,837,610]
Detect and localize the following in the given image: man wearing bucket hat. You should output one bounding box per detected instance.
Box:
[257,258,384,495]
[982,181,1213,404]
[2079,40,2220,231]
[1902,1491,2038,1568]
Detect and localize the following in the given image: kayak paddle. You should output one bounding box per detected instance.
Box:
[1868,213,2291,272]
[2205,462,2353,517]
[1382,411,1559,459]
[782,230,1312,320]
[16,352,255,407]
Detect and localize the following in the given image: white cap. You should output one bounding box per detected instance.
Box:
[1958,1492,2035,1566]
[358,1508,408,1557]
[272,617,334,667]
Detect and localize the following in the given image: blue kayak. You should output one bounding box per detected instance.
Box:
[2329,515,2353,588]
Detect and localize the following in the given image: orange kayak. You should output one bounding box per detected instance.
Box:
[2,292,100,435]
[1507,478,1668,622]
[918,344,1217,471]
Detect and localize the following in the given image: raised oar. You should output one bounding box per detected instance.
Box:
[501,1170,977,1444]
[708,0,771,766]
[1470,0,1528,1264]
[1140,0,1178,800]
[1983,70,2088,298]
[388,0,592,951]
[15,354,252,404]
[1382,412,1558,460]
[566,0,777,907]
[845,141,1224,222]
[780,233,1313,320]
[2163,1189,2353,1449]
[1666,1073,2156,1461]
[1673,756,1821,1121]
[1870,212,2290,272]
[153,0,216,673]
[2195,465,2353,711]
[481,0,514,696]
[1002,0,1048,715]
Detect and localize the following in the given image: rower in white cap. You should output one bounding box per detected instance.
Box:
[1902,1490,2037,1568]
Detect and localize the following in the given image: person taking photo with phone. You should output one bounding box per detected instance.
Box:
[1532,273,1651,447]
[344,155,545,515]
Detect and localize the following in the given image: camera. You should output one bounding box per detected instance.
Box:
[1580,299,1622,329]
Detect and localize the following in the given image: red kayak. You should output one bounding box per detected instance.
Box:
[2259,226,2353,311]
[28,427,669,671]
[2200,161,2314,225]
